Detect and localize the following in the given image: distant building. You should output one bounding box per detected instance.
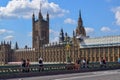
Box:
[0,9,120,65]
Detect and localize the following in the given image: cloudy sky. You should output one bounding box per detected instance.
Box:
[0,0,120,48]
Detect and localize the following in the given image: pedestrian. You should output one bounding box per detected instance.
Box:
[86,59,89,68]
[38,57,44,71]
[74,59,80,70]
[82,59,86,68]
[100,58,103,68]
[103,59,106,68]
[21,59,26,72]
[26,59,30,72]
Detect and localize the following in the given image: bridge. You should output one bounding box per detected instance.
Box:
[0,62,120,79]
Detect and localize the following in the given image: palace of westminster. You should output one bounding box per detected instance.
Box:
[0,8,120,65]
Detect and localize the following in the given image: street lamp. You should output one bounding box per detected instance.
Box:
[66,43,71,64]
[64,36,73,64]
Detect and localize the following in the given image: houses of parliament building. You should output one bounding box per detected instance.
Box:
[0,9,120,65]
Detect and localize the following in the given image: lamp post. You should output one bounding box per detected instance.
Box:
[66,43,71,63]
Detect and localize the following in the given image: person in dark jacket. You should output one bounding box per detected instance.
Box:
[38,57,44,71]
[21,59,26,72]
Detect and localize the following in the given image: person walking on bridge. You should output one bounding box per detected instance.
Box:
[38,57,44,71]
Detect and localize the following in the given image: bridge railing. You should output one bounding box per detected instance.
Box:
[0,64,67,74]
[0,62,120,74]
[89,62,120,69]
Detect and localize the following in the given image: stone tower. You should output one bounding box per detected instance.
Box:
[76,11,86,37]
[59,28,64,43]
[32,10,49,49]
[0,41,12,64]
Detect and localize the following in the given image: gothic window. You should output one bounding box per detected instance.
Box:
[109,47,112,56]
[114,47,118,54]
[105,48,108,53]
[87,48,90,57]
[100,48,103,54]
[96,48,99,57]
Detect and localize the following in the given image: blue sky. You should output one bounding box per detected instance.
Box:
[0,0,120,48]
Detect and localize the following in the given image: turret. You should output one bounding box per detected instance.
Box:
[39,1,43,20]
[78,10,83,27]
[15,42,19,50]
[76,10,86,37]
[73,30,75,38]
[46,12,49,22]
[32,13,35,22]
[39,10,43,20]
[10,41,11,46]
[59,28,64,42]
[4,40,5,45]
[65,32,68,42]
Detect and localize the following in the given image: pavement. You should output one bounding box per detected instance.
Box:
[7,69,120,80]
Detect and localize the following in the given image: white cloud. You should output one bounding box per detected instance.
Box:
[0,0,69,19]
[49,29,59,42]
[49,29,59,36]
[101,26,111,32]
[112,6,120,26]
[50,37,59,43]
[0,29,6,34]
[0,29,13,35]
[64,18,76,24]
[85,27,94,34]
[4,35,14,41]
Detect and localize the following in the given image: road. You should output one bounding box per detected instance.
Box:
[8,69,120,80]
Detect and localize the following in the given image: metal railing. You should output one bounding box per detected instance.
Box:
[0,62,120,74]
[0,62,120,80]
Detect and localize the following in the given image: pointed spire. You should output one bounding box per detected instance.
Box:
[39,11,43,20]
[32,12,35,18]
[65,32,68,37]
[78,10,83,27]
[61,28,63,33]
[10,41,12,47]
[59,28,64,42]
[4,40,5,45]
[76,10,86,37]
[73,30,75,37]
[79,10,81,19]
[46,11,49,22]
[39,1,43,20]
[15,42,19,50]
[32,12,35,22]
[40,1,42,12]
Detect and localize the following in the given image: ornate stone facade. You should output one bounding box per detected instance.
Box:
[0,10,120,65]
